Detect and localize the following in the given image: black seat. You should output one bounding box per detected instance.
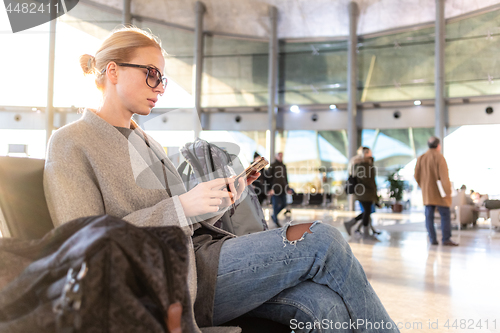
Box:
[291,193,304,206]
[308,193,324,206]
[325,193,332,205]
[0,156,54,239]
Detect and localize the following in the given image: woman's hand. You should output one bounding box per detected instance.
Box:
[178,178,235,218]
[246,171,260,186]
[220,176,246,208]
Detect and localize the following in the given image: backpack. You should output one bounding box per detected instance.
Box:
[0,215,193,333]
[177,139,268,235]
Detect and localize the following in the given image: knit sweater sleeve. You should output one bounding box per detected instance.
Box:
[44,130,106,227]
[44,125,192,233]
[121,196,191,230]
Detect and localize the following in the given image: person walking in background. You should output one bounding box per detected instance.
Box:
[266,152,292,227]
[251,152,268,205]
[354,203,381,236]
[414,137,459,246]
[344,147,379,239]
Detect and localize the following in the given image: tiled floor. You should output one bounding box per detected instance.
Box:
[267,208,500,333]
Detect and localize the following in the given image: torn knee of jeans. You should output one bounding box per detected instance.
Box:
[281,221,319,247]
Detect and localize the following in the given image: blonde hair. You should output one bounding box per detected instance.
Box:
[79,27,165,91]
[357,146,371,157]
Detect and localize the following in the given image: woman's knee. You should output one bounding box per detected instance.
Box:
[305,223,352,258]
[286,223,313,241]
[284,222,347,250]
[309,222,346,243]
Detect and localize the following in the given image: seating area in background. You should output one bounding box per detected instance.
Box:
[285,192,336,209]
[450,190,475,228]
[425,189,500,237]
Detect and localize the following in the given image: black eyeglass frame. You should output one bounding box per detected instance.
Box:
[101,63,167,89]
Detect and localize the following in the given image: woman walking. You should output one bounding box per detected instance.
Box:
[344,147,379,238]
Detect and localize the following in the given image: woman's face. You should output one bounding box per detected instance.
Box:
[115,46,166,116]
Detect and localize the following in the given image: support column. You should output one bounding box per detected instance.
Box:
[347,2,359,210]
[46,0,56,146]
[347,1,359,160]
[435,0,446,150]
[268,6,278,162]
[193,1,206,139]
[123,0,132,26]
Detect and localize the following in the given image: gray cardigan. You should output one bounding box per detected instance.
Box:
[44,109,237,333]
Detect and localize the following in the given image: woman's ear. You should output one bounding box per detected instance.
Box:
[105,61,119,85]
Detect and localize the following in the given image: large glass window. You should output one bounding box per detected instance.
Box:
[445,9,500,98]
[0,20,50,107]
[444,124,500,196]
[202,36,268,107]
[358,28,435,102]
[278,130,348,199]
[280,41,348,105]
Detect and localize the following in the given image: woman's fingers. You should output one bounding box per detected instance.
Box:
[227,180,238,204]
[246,172,260,185]
[207,198,223,206]
[207,177,235,190]
[180,177,239,217]
[235,177,245,200]
[208,188,234,201]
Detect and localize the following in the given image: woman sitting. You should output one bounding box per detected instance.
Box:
[44,27,400,333]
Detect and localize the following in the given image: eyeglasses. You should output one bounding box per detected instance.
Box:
[101,63,167,89]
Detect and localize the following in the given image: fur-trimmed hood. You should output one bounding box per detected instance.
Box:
[348,155,374,174]
[350,154,374,166]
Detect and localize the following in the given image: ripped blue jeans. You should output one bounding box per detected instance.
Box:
[213,222,400,333]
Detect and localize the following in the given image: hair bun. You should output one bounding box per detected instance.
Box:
[80,54,95,75]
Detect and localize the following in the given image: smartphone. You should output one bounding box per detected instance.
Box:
[220,156,268,191]
[235,156,268,182]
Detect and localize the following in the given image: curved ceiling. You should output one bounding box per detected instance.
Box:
[89,0,500,39]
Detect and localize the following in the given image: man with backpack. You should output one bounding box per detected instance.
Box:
[266,152,292,227]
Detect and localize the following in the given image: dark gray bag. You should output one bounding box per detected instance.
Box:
[177,139,267,235]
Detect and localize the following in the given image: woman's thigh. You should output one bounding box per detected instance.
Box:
[212,221,350,325]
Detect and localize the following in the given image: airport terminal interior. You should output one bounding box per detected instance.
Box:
[1,0,500,332]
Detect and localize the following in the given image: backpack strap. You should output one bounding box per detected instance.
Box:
[184,141,209,182]
[207,143,216,174]
[177,161,194,191]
